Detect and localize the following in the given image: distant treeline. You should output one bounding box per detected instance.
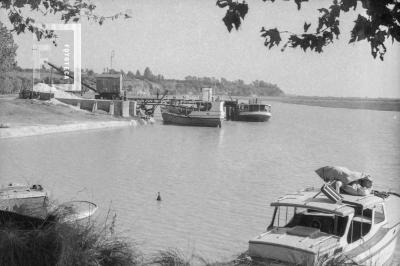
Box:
[1,66,284,97]
[113,67,284,96]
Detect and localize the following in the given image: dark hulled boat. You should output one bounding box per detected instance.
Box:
[160,101,225,127]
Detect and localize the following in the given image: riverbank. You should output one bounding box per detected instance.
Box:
[261,96,400,112]
[0,97,141,139]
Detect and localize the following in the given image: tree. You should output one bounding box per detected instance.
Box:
[0,22,18,73]
[127,71,135,79]
[216,0,400,60]
[1,0,131,43]
[135,70,141,77]
[143,67,153,80]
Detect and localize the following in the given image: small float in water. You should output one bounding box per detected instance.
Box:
[248,167,400,266]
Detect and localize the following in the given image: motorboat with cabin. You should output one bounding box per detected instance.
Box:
[225,98,272,122]
[248,173,400,265]
[160,88,225,127]
[238,99,271,122]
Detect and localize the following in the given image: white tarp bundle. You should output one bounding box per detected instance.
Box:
[33,83,81,99]
[315,166,367,185]
[315,166,373,196]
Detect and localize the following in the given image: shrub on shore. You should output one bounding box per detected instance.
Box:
[0,72,32,95]
[0,217,141,266]
[148,249,258,266]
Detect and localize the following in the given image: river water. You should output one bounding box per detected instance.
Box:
[1,102,400,263]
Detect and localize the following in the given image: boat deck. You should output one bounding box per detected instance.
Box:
[271,189,386,216]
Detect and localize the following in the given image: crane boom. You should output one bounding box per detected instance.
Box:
[44,61,97,92]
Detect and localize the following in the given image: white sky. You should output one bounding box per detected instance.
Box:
[2,0,400,97]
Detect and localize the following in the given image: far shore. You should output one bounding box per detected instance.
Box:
[260,95,400,112]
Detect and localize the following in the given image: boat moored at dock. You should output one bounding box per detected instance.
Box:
[238,102,271,122]
[225,98,272,122]
[248,185,400,265]
[160,100,225,127]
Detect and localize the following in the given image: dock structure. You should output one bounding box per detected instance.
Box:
[224,100,240,121]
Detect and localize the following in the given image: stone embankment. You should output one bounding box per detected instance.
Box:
[0,97,152,139]
[0,120,140,139]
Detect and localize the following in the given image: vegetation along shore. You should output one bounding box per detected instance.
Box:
[263,96,400,112]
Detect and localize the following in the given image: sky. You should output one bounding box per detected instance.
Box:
[1,0,400,98]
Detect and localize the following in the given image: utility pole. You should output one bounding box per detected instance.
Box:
[110,50,115,73]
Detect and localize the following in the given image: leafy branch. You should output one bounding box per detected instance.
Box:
[216,0,248,32]
[1,0,132,44]
[217,0,400,60]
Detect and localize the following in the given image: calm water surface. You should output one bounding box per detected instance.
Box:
[1,102,400,263]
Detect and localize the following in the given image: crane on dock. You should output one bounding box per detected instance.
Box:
[44,61,97,93]
[137,90,169,117]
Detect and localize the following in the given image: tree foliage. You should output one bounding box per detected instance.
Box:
[1,0,131,43]
[217,0,248,32]
[163,76,284,96]
[0,21,18,72]
[217,0,400,60]
[143,67,153,80]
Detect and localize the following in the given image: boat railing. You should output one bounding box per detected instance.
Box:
[240,104,272,112]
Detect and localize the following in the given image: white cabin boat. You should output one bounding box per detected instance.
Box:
[238,100,271,122]
[249,187,400,265]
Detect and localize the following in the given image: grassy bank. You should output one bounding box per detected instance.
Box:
[0,221,246,266]
[0,97,142,138]
[0,97,122,128]
[0,216,141,266]
[261,96,400,112]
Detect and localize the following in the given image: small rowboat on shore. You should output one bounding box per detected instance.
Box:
[0,183,97,226]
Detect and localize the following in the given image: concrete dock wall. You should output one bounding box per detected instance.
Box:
[97,100,112,113]
[113,101,122,116]
[80,100,96,112]
[56,98,137,117]
[57,98,79,106]
[129,101,137,117]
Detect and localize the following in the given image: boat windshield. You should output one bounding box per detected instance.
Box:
[269,206,348,237]
[246,104,271,112]
[198,102,212,111]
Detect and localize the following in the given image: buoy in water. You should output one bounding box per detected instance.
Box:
[156,192,162,201]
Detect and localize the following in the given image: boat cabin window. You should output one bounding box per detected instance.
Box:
[347,208,372,243]
[272,206,296,228]
[248,105,266,112]
[199,102,212,111]
[374,204,385,224]
[270,206,348,237]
